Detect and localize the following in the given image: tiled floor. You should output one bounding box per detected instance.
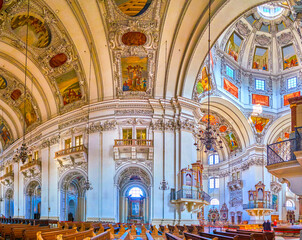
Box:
[276,237,300,240]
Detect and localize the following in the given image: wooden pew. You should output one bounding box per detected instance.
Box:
[24,227,62,240]
[37,228,77,240]
[184,232,217,240]
[213,230,251,240]
[57,228,95,240]
[11,226,49,240]
[236,229,275,240]
[166,233,183,240]
[226,230,266,240]
[146,231,153,240]
[1,224,25,238]
[79,231,111,240]
[199,232,239,240]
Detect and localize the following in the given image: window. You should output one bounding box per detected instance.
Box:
[287,77,297,89]
[65,138,71,149]
[255,79,265,90]
[136,129,146,140]
[34,151,38,161]
[209,177,219,189]
[75,135,83,146]
[128,187,143,197]
[226,65,234,78]
[208,154,219,165]
[286,200,294,209]
[210,198,220,205]
[122,129,132,140]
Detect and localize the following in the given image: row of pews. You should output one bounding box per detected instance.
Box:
[165,228,275,240]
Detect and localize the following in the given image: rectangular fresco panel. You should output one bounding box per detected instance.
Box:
[225,132,238,152]
[251,116,269,133]
[225,32,243,62]
[18,99,37,127]
[55,70,82,106]
[282,44,298,70]
[252,94,269,107]
[284,91,301,106]
[252,47,269,71]
[196,67,211,94]
[272,194,278,211]
[122,56,148,92]
[0,124,11,145]
[224,78,238,98]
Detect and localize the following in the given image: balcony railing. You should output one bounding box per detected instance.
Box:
[114,139,153,147]
[243,202,274,210]
[170,188,211,203]
[267,127,302,166]
[0,172,14,181]
[55,145,87,158]
[20,159,41,171]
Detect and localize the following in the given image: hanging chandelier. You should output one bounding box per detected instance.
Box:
[17,0,31,164]
[194,0,223,154]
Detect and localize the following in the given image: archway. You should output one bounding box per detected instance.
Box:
[59,171,87,221]
[25,181,41,219]
[5,188,13,218]
[116,166,152,224]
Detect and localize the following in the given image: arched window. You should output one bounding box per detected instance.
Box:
[128,187,143,197]
[210,198,219,205]
[208,154,219,165]
[186,174,192,186]
[286,200,294,208]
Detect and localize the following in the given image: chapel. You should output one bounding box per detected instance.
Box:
[0,0,301,239]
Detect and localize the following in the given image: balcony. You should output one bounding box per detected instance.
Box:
[0,172,14,186]
[266,127,302,196]
[113,139,153,160]
[20,159,41,178]
[243,202,275,217]
[55,145,87,166]
[227,180,243,191]
[170,188,210,213]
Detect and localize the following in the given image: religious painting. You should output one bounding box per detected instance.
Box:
[252,47,269,71]
[0,75,7,89]
[224,78,238,98]
[225,132,238,152]
[282,44,298,69]
[0,124,11,145]
[115,0,152,17]
[131,201,139,216]
[196,67,211,94]
[11,89,21,101]
[55,70,82,105]
[225,32,243,62]
[122,32,147,46]
[201,114,218,125]
[284,91,300,106]
[11,15,51,48]
[251,116,269,133]
[49,53,68,68]
[252,94,269,107]
[121,56,148,92]
[219,125,227,133]
[272,194,278,211]
[18,99,37,127]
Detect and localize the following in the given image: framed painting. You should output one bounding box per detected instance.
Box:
[252,94,269,107]
[201,114,218,125]
[0,124,11,145]
[225,32,243,62]
[284,91,300,106]
[252,47,269,71]
[18,99,37,127]
[224,78,238,98]
[282,44,298,70]
[225,132,238,152]
[55,70,82,106]
[121,56,148,92]
[251,116,269,133]
[196,67,211,94]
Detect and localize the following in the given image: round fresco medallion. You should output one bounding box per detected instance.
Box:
[49,53,68,68]
[219,125,227,133]
[122,32,147,46]
[115,0,152,17]
[0,0,3,10]
[11,89,22,101]
[11,15,51,48]
[0,75,7,89]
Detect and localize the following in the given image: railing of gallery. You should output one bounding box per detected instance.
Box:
[170,188,211,202]
[0,172,14,181]
[55,145,87,158]
[267,127,302,166]
[243,202,274,209]
[114,139,153,147]
[20,159,41,171]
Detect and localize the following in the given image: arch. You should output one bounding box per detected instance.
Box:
[210,198,219,205]
[4,188,14,218]
[286,199,295,208]
[24,180,41,219]
[264,114,291,145]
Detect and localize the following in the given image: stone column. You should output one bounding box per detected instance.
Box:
[40,143,49,219]
[298,196,302,221]
[13,162,19,218]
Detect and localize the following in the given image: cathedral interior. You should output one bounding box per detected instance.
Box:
[0,0,301,239]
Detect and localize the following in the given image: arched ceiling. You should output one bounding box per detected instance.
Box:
[0,0,292,150]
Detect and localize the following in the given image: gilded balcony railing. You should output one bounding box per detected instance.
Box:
[55,145,87,158]
[20,159,41,171]
[114,139,153,147]
[0,172,14,181]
